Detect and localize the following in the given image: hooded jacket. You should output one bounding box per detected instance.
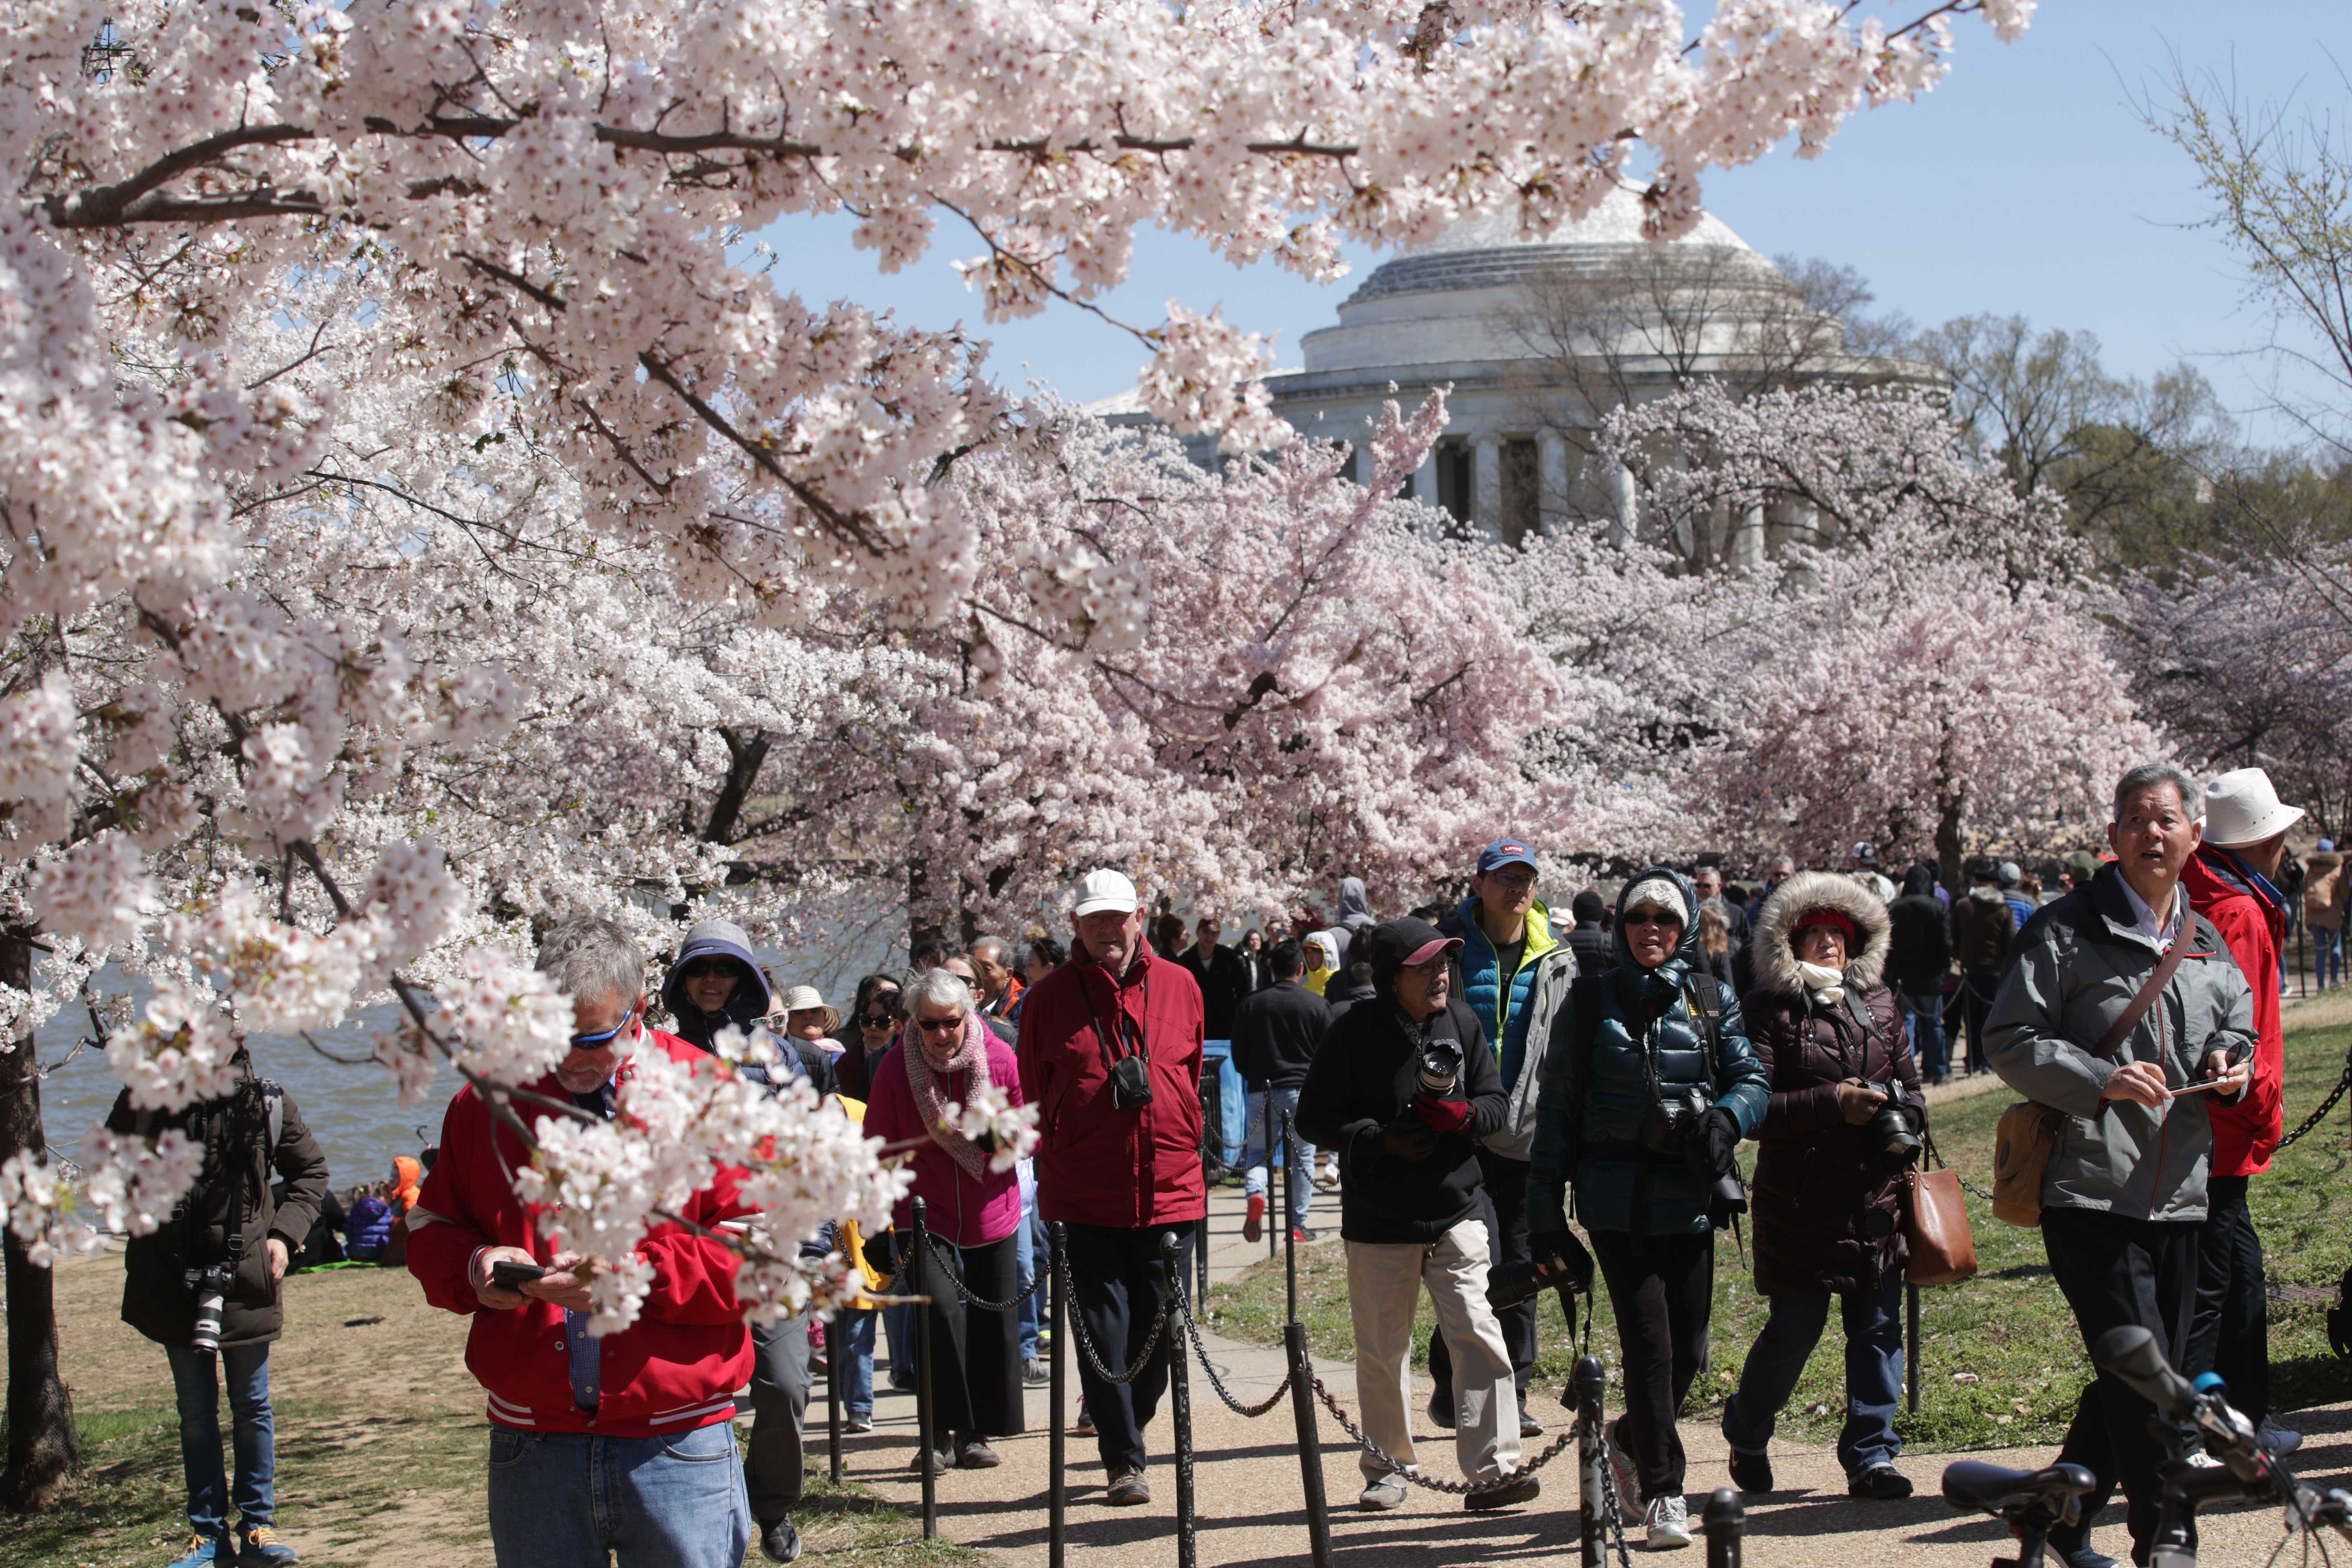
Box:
[1439,895,1578,1161]
[2304,852,2346,933]
[407,1025,755,1437]
[1985,864,2256,1222]
[1952,885,2016,977]
[1527,868,1769,1238]
[1016,947,1207,1229]
[1336,878,1378,948]
[2182,847,2286,1176]
[110,1054,329,1349]
[1885,865,1954,996]
[1294,919,1507,1245]
[661,920,830,1095]
[1743,872,1920,1296]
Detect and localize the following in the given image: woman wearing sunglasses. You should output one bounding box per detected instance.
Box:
[1527,869,1768,1551]
[861,967,1028,1474]
[835,972,906,1102]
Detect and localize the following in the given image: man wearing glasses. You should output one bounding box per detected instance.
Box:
[1428,839,1578,1439]
[1015,868,1206,1507]
[408,916,759,1568]
[1297,917,1536,1513]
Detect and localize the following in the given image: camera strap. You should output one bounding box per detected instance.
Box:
[1084,967,1151,1074]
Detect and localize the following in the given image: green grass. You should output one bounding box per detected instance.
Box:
[1203,1015,2352,1454]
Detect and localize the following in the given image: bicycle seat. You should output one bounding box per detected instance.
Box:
[1942,1460,2097,1522]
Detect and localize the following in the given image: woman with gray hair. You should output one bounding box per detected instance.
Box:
[861,967,1029,1473]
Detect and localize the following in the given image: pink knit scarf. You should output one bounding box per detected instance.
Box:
[900,1012,993,1181]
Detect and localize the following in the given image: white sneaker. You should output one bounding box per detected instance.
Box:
[1644,1494,1692,1551]
[1605,1418,1642,1518]
[2260,1420,2303,1456]
[2185,1448,2223,1470]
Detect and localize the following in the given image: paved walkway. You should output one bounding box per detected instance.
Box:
[821,1178,2350,1566]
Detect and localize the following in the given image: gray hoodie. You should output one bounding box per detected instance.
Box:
[1985,864,2254,1223]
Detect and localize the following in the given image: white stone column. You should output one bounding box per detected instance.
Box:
[1731,502,1766,568]
[1473,433,1502,535]
[1606,461,1637,548]
[1539,432,1571,532]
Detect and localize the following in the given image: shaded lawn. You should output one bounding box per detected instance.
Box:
[1202,1013,2352,1453]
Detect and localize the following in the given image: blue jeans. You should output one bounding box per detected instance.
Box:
[1015,1157,1042,1360]
[166,1343,275,1541]
[486,1422,750,1568]
[2317,927,2343,990]
[1240,1087,1315,1231]
[1721,1275,1904,1478]
[1897,990,1946,1082]
[835,1307,876,1419]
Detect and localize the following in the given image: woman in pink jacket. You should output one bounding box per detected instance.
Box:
[864,967,1028,1473]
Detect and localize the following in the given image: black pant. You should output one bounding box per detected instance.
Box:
[1063,1221,1194,1476]
[2042,1207,2202,1563]
[1592,1229,1714,1502]
[903,1231,1025,1443]
[2185,1175,2270,1426]
[747,1314,810,1524]
[1962,973,1999,1074]
[1429,1151,1535,1406]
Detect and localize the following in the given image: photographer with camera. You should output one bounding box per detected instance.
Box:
[1015,867,1205,1508]
[1718,872,1924,1503]
[108,1040,328,1568]
[1294,917,1539,1514]
[1528,869,1768,1550]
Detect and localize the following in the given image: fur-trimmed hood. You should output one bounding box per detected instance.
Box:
[1752,870,1891,999]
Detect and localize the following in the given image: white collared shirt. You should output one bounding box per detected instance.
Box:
[2117,875,2184,951]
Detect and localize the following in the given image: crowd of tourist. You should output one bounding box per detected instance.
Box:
[128,760,2324,1568]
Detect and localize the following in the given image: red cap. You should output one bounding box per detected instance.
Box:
[1403,936,1464,968]
[1794,909,1857,943]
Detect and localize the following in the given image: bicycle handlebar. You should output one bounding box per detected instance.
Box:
[2092,1327,2197,1422]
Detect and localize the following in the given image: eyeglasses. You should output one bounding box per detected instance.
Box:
[1485,869,1536,891]
[568,1000,640,1050]
[1623,911,1682,928]
[1407,957,1450,979]
[916,1016,963,1035]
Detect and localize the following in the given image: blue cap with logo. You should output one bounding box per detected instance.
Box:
[1476,838,1538,875]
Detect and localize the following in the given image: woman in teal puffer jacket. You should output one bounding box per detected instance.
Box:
[1527,867,1768,1549]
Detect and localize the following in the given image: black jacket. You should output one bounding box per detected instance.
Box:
[1324,982,1377,1025]
[1294,993,1504,1244]
[1230,980,1330,1090]
[110,1059,329,1349]
[1178,942,1255,1041]
[1886,892,1953,995]
[1565,927,1614,977]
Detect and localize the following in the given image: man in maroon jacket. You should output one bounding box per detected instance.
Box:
[407,916,759,1568]
[2182,768,2302,1453]
[1016,867,1205,1506]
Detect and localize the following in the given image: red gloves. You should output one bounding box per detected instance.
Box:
[1415,1094,1473,1135]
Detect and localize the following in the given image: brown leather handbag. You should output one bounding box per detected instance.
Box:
[1903,1131,1978,1287]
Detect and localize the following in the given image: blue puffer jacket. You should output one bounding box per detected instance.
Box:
[1527,867,1769,1237]
[1440,896,1558,1093]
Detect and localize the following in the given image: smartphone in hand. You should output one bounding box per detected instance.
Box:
[491,1260,548,1291]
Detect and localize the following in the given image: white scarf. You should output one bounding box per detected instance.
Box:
[1796,959,1846,1009]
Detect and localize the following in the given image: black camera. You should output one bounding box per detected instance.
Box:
[185,1263,234,1354]
[1488,1231,1595,1309]
[1108,1054,1154,1110]
[1417,1037,1463,1097]
[1642,1083,1714,1154]
[1865,1084,1923,1164]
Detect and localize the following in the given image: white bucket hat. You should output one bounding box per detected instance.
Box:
[777,984,840,1033]
[2204,767,2304,848]
[1072,867,1140,917]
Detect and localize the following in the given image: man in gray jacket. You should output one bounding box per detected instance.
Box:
[1987,762,2255,1568]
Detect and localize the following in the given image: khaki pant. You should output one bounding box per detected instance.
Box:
[1345,1219,1521,1487]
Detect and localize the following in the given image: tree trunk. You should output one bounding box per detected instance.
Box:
[0,926,79,1511]
[701,726,772,846]
[1936,792,1966,897]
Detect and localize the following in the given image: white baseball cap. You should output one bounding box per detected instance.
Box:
[1072,867,1140,917]
[2203,767,2304,848]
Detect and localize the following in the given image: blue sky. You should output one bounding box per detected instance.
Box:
[755,2,2346,439]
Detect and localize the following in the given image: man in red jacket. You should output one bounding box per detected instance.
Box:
[2181,768,2301,1454]
[407,916,758,1568]
[1016,867,1205,1507]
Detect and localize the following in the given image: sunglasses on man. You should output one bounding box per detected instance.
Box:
[568,999,641,1050]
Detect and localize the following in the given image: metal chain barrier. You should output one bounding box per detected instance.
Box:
[916,1232,1049,1313]
[1052,1247,1177,1386]
[1304,1369,1579,1496]
[1593,1428,1639,1568]
[1169,1278,1293,1418]
[2274,1044,2352,1151]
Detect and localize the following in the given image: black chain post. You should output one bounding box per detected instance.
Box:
[1195,1180,1210,1306]
[912,1197,937,1539]
[1703,1488,1745,1568]
[1163,1232,1199,1568]
[1906,1282,1921,1414]
[1576,1354,1607,1568]
[1263,1093,1278,1258]
[827,1304,843,1485]
[1049,1222,1066,1568]
[1285,1319,1333,1568]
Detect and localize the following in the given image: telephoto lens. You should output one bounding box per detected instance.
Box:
[1417,1037,1464,1096]
[186,1264,232,1354]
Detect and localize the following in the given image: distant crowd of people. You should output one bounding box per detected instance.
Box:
[121,762,2315,1568]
